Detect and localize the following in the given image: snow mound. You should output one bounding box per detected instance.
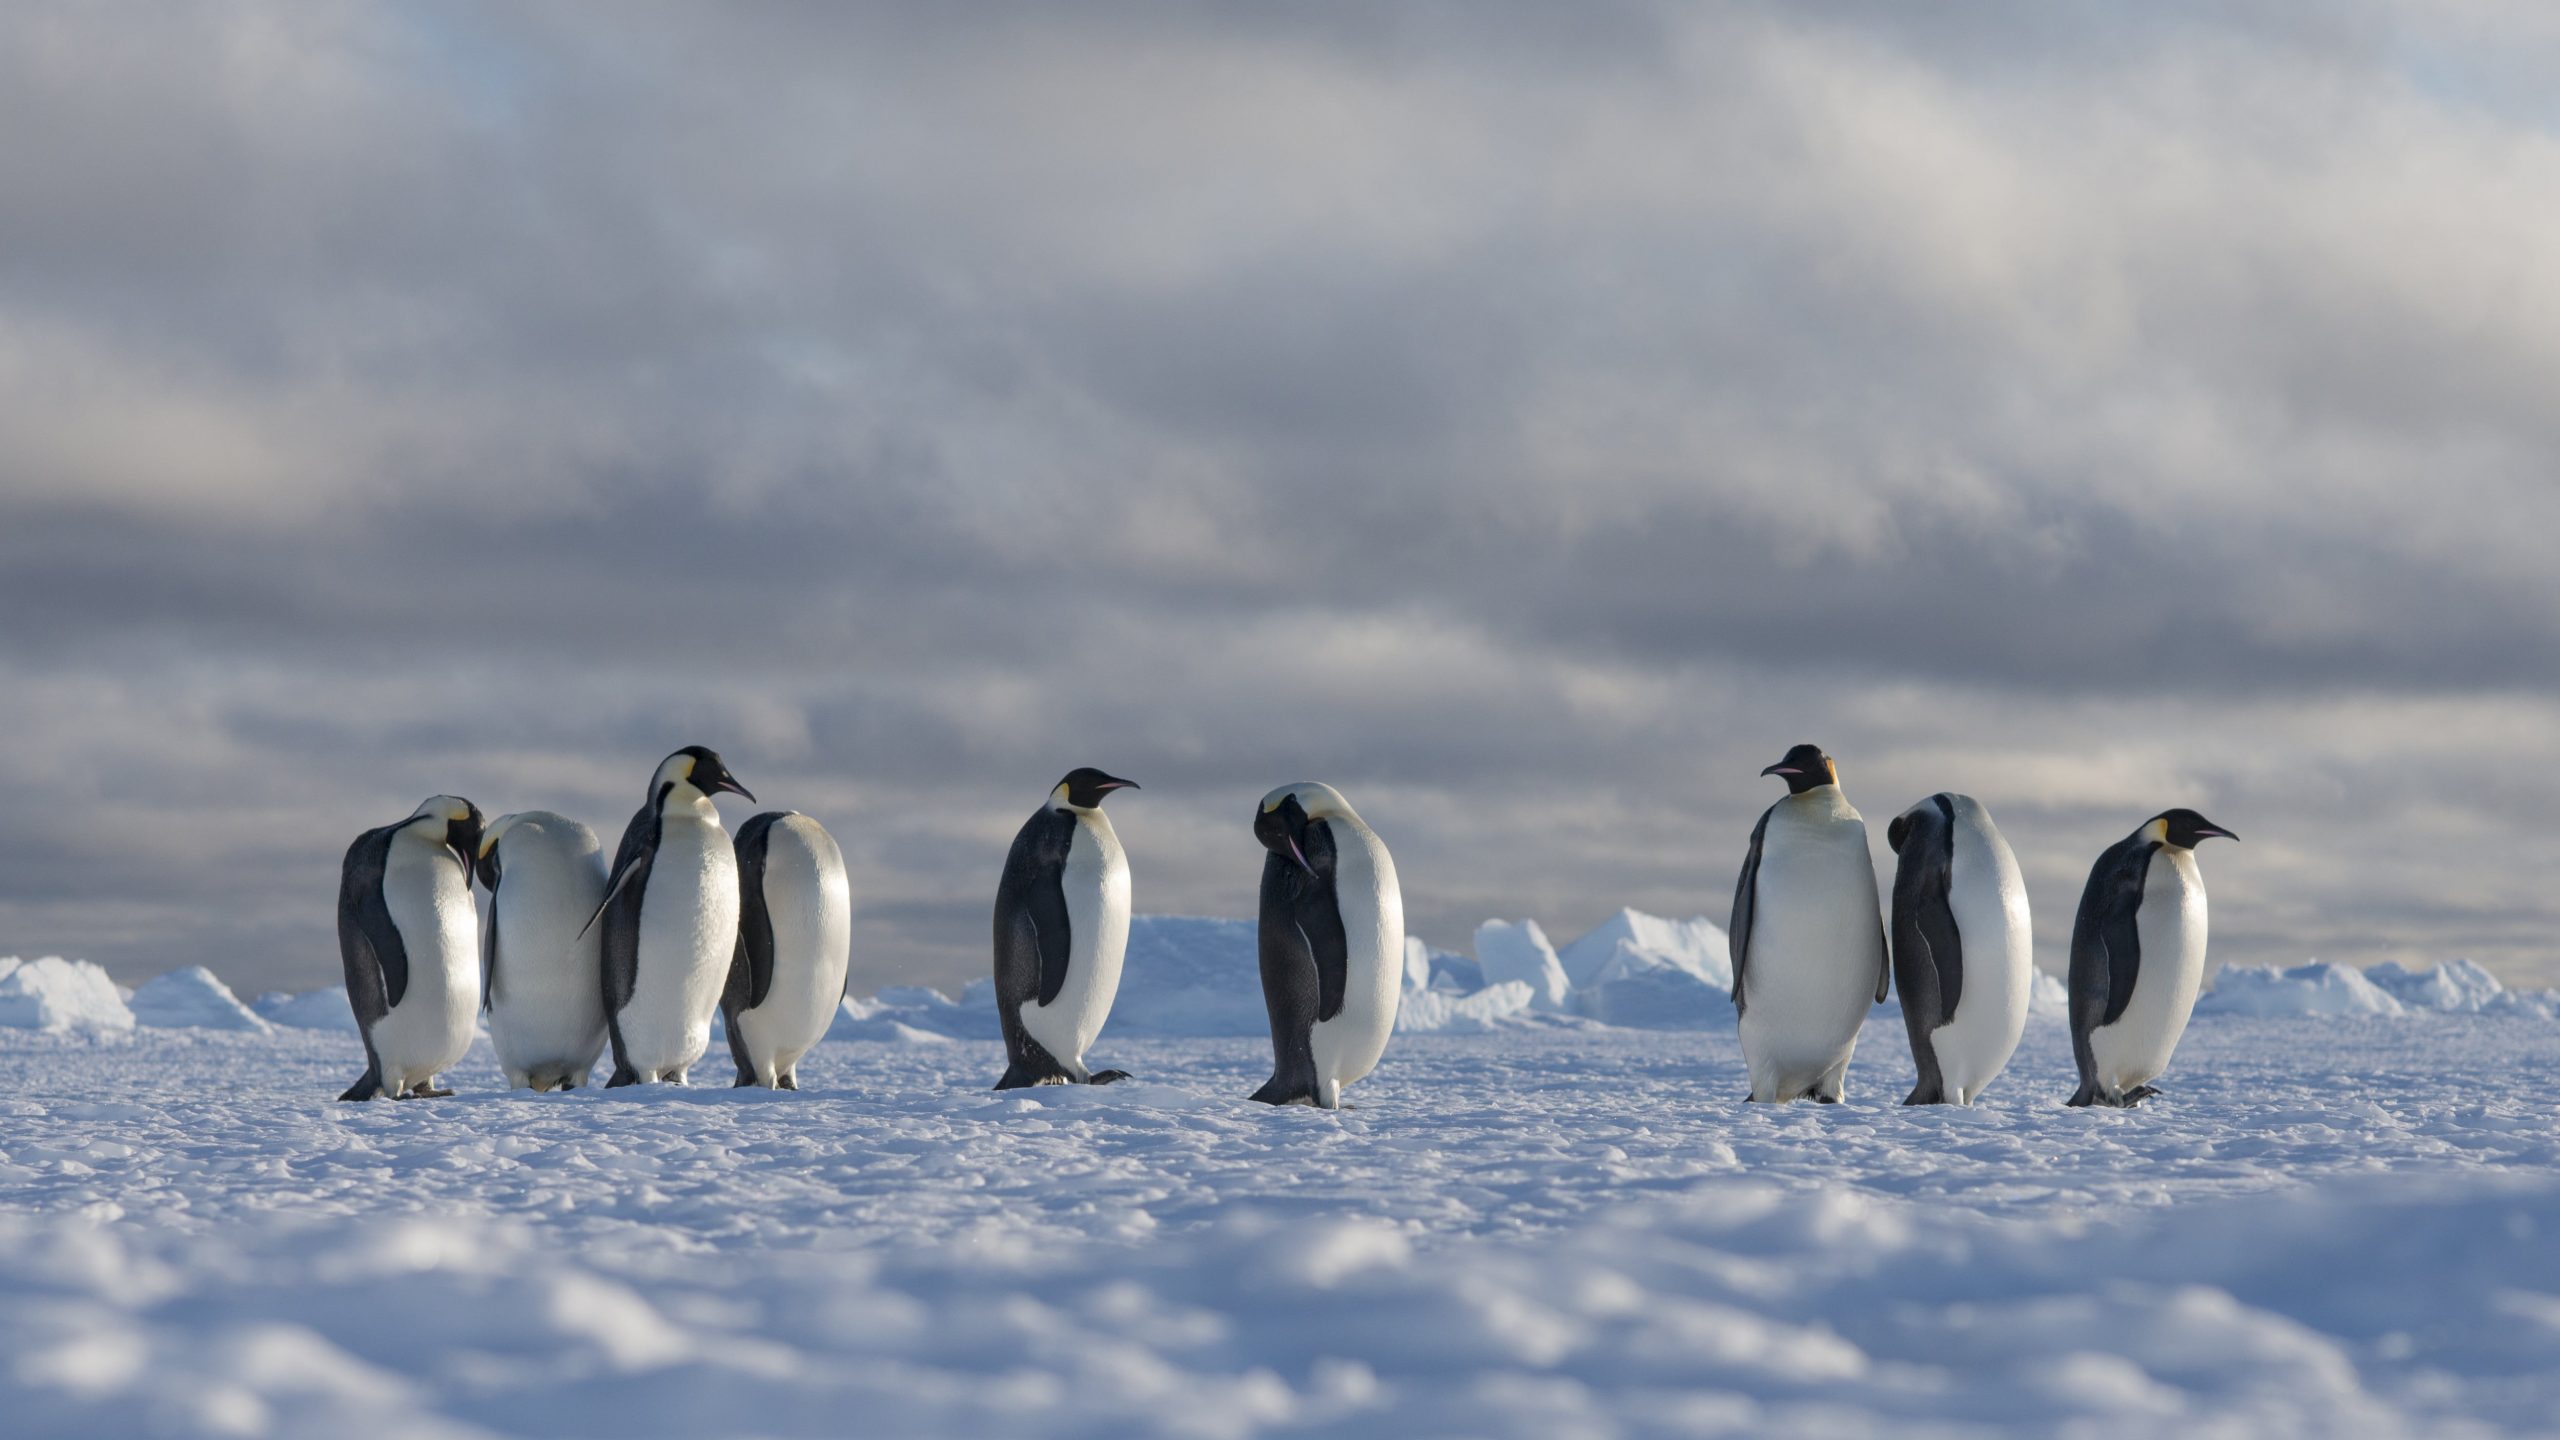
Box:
[255,987,361,1031]
[1556,907,1732,990]
[829,995,959,1044]
[0,957,135,1034]
[2366,958,2507,1013]
[2028,968,2070,1019]
[1112,916,1265,1037]
[1474,919,1569,1010]
[2197,961,2405,1018]
[1574,948,1736,1029]
[1396,979,1537,1033]
[128,966,270,1032]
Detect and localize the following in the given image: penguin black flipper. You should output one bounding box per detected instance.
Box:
[335,825,404,1100]
[1728,805,1771,1018]
[1887,799,1958,1106]
[990,807,1081,1089]
[1251,851,1325,1107]
[2067,833,2156,1106]
[721,813,785,1087]
[598,801,657,1084]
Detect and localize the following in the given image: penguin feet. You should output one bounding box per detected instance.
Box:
[605,1066,641,1089]
[1085,1069,1131,1086]
[777,1074,798,1091]
[400,1085,455,1100]
[2125,1084,2161,1105]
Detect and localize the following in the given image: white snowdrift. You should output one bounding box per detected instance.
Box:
[128,965,270,1032]
[255,986,360,1031]
[1474,919,1571,1010]
[1395,979,1537,1033]
[0,957,133,1034]
[2198,959,2556,1019]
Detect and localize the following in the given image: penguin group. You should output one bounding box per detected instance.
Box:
[337,742,2232,1112]
[1731,742,2233,1108]
[337,746,852,1099]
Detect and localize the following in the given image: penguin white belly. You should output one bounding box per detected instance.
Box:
[488,826,608,1090]
[1739,803,1883,1101]
[1309,825,1404,1106]
[1928,801,2034,1105]
[2088,848,2207,1095]
[621,812,739,1082]
[1018,812,1128,1074]
[372,840,480,1093]
[736,817,853,1085]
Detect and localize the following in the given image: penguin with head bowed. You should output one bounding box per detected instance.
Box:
[590,745,755,1087]
[337,795,484,1101]
[2067,808,2237,1108]
[1730,744,1889,1103]
[991,767,1139,1088]
[1249,782,1404,1110]
[1886,793,2033,1106]
[477,810,610,1092]
[722,811,853,1090]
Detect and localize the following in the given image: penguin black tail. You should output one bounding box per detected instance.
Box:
[993,1057,1072,1090]
[2066,1081,2099,1107]
[604,1064,641,1089]
[1902,1080,1947,1106]
[337,1064,383,1103]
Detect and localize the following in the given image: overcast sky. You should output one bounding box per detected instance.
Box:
[5,2,2559,997]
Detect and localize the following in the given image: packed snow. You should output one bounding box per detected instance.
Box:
[128,967,270,1033]
[4,914,2556,1436]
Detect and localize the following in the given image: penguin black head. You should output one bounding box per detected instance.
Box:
[1052,767,1139,812]
[1760,743,1840,796]
[2148,809,2237,849]
[474,812,523,889]
[413,796,484,885]
[1253,782,1356,876]
[655,745,755,804]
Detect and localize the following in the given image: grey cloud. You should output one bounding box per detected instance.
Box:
[1,3,2555,997]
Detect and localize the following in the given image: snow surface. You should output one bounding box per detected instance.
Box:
[2,1010,2558,1437]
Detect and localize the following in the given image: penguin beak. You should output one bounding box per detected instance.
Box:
[2197,826,2237,842]
[1761,764,1801,777]
[1286,836,1313,876]
[711,769,755,803]
[1096,777,1138,793]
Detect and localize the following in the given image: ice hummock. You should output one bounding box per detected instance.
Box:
[0,956,135,1034]
[129,965,271,1032]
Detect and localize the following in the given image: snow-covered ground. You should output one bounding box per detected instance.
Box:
[3,977,2558,1436]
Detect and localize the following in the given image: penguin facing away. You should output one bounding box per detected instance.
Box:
[592,745,755,1087]
[722,811,853,1089]
[477,810,610,1093]
[337,795,484,1101]
[2067,808,2236,1108]
[1249,782,1404,1110]
[1730,744,1889,1104]
[991,768,1139,1089]
[1885,792,2033,1106]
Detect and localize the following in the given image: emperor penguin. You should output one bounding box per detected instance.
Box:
[1885,793,2033,1105]
[590,745,755,1087]
[336,796,484,1101]
[991,768,1138,1088]
[477,810,609,1092]
[2067,808,2237,1108]
[1249,782,1404,1110]
[1730,744,1889,1103]
[722,811,853,1089]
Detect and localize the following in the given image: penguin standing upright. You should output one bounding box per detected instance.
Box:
[2067,809,2237,1108]
[991,768,1138,1089]
[337,796,484,1101]
[592,746,755,1087]
[1885,793,2033,1106]
[1249,782,1404,1110]
[478,810,610,1092]
[1730,744,1888,1103]
[722,811,853,1089]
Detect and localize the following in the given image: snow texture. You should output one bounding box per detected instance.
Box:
[0,957,134,1035]
[253,987,360,1032]
[128,967,270,1033]
[2,1008,2559,1436]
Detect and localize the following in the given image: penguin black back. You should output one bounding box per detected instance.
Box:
[1886,794,1965,1105]
[1248,796,1348,1106]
